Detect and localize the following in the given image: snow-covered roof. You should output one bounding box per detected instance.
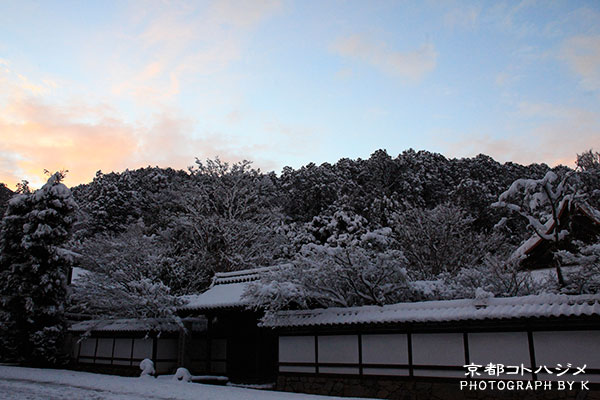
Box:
[70,266,89,284]
[579,202,600,225]
[179,267,275,311]
[510,200,569,261]
[70,317,206,333]
[263,294,600,328]
[511,201,600,261]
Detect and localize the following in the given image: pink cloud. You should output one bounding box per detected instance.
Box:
[0,97,140,188]
[440,104,600,167]
[559,35,600,92]
[0,94,280,189]
[102,0,282,106]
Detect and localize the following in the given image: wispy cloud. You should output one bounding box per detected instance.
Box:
[0,96,139,188]
[444,6,480,29]
[0,93,283,189]
[0,1,286,188]
[103,0,282,105]
[263,119,321,158]
[559,35,600,92]
[332,34,437,82]
[440,103,600,167]
[487,0,539,37]
[0,61,58,98]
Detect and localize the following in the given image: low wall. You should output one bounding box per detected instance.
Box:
[71,334,179,375]
[276,325,600,399]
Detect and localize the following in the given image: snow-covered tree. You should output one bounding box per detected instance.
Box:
[576,150,600,209]
[245,227,414,320]
[391,204,491,279]
[0,183,14,217]
[70,224,180,318]
[280,161,343,222]
[183,158,287,274]
[576,150,600,172]
[0,172,76,365]
[304,208,369,247]
[493,171,578,286]
[441,256,541,299]
[79,170,142,236]
[557,242,600,294]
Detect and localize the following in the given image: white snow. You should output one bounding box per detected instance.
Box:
[172,367,192,382]
[0,366,368,400]
[70,266,88,283]
[70,318,189,333]
[139,359,155,376]
[179,267,276,311]
[180,282,251,311]
[264,293,600,328]
[509,199,598,262]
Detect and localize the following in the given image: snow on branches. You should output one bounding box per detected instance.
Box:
[492,170,590,286]
[493,171,576,243]
[0,171,76,365]
[244,225,416,320]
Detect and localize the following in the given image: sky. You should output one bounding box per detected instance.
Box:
[1,0,599,188]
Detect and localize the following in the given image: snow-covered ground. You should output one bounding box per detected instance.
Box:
[0,366,371,400]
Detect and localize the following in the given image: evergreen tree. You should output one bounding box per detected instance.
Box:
[0,172,76,365]
[0,183,14,217]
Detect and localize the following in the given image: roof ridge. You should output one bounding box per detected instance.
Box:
[268,293,600,321]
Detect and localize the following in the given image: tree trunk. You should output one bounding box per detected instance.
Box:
[553,254,565,287]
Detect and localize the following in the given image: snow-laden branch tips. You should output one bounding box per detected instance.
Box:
[492,171,579,286]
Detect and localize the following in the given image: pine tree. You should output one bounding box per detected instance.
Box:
[0,172,76,365]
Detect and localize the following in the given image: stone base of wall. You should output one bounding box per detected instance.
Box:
[277,375,600,400]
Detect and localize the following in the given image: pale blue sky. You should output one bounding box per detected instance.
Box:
[1,0,599,187]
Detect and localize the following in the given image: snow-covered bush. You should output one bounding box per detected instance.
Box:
[173,367,192,382]
[139,359,155,377]
[558,242,600,294]
[441,256,542,299]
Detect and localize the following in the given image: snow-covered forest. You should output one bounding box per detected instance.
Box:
[1,149,600,364]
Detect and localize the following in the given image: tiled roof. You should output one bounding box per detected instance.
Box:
[179,282,251,311]
[211,266,273,285]
[511,201,600,261]
[263,294,600,328]
[178,266,279,311]
[70,317,206,333]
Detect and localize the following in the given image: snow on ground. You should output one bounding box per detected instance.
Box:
[0,366,372,400]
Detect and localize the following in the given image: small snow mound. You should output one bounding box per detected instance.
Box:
[139,358,155,377]
[475,287,494,300]
[173,367,192,382]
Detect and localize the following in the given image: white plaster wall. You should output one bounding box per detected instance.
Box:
[412,333,464,366]
[469,332,530,366]
[279,336,315,363]
[362,334,408,365]
[318,335,358,364]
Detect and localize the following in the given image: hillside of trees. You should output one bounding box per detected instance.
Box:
[2,149,599,323]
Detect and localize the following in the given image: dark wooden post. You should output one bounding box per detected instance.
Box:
[178,319,193,369]
[207,315,213,373]
[152,335,158,376]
